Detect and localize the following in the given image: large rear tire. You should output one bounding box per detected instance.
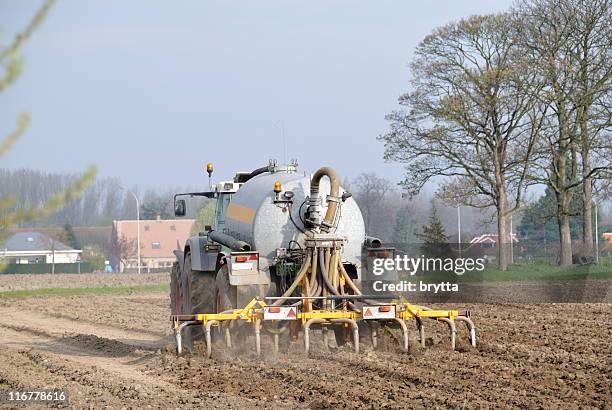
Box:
[180,251,215,351]
[212,266,241,344]
[214,265,236,313]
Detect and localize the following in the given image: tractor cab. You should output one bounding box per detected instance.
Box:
[212,181,240,232]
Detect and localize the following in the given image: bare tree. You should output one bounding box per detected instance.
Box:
[111,233,138,271]
[380,14,542,270]
[571,0,612,255]
[352,173,393,235]
[518,0,611,265]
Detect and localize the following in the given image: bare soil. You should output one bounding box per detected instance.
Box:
[0,274,609,409]
[0,272,169,292]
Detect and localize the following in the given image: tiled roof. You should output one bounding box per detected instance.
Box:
[2,232,75,252]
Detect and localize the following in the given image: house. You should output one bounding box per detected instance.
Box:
[470,233,519,248]
[111,217,194,272]
[0,232,82,264]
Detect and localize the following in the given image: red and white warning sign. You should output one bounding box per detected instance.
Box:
[263,306,298,321]
[362,305,396,319]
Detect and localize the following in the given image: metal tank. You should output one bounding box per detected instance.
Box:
[223,164,365,272]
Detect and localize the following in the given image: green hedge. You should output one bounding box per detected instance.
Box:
[1,263,92,274]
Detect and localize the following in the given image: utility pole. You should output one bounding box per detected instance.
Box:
[51,239,55,274]
[510,215,514,265]
[131,191,141,274]
[594,202,599,263]
[457,206,461,256]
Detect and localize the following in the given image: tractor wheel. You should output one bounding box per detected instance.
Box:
[190,267,215,317]
[180,251,215,351]
[212,266,241,344]
[214,265,236,313]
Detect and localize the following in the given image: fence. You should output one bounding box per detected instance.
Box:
[1,262,92,274]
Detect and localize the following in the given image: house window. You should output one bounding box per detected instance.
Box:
[27,256,45,264]
[152,242,161,249]
[170,225,176,231]
[144,225,150,231]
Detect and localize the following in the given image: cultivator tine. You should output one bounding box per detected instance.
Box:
[254,319,262,357]
[205,320,219,358]
[225,327,232,348]
[273,334,279,354]
[322,327,330,349]
[175,329,182,356]
[455,316,477,347]
[173,320,199,355]
[370,323,378,350]
[391,318,409,352]
[304,318,326,356]
[330,318,359,354]
[438,318,457,351]
[415,318,425,347]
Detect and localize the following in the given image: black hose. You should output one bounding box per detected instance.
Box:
[243,165,269,182]
[288,204,308,235]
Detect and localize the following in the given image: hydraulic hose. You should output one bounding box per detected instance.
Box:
[318,249,341,296]
[310,167,341,232]
[308,251,321,297]
[242,165,269,183]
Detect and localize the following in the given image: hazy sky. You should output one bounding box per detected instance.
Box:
[2,0,514,189]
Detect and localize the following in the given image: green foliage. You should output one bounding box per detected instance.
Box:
[62,223,80,249]
[0,0,95,266]
[416,205,452,258]
[82,246,105,272]
[518,188,583,242]
[0,113,29,157]
[392,206,417,244]
[191,201,215,235]
[140,196,172,220]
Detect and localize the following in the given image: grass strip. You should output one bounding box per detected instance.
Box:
[0,283,168,299]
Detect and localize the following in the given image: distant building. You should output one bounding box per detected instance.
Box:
[0,232,82,264]
[603,232,612,244]
[111,218,194,272]
[470,233,519,249]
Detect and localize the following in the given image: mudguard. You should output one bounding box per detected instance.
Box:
[172,250,184,273]
[184,236,219,272]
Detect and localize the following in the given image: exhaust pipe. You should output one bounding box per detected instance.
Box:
[364,236,382,248]
[209,231,251,251]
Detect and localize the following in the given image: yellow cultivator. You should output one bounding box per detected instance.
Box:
[171,296,476,357]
